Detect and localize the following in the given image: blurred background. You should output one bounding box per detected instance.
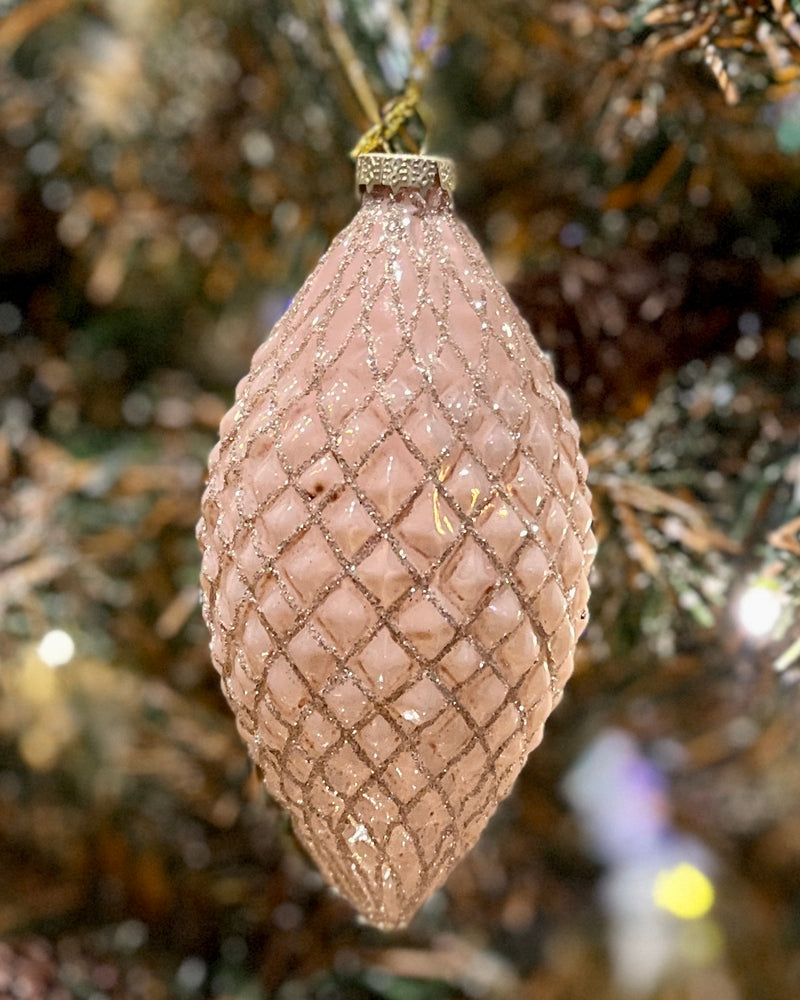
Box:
[1,1,800,997]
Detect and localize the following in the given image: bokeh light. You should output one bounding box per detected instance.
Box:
[36,630,76,668]
[653,863,716,921]
[735,582,783,640]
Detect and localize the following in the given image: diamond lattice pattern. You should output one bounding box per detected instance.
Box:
[198,182,596,929]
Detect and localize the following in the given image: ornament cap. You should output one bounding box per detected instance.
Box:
[355,153,456,196]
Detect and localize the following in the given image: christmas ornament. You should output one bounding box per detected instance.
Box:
[197,153,595,929]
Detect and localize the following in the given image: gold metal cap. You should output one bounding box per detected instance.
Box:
[355,153,456,196]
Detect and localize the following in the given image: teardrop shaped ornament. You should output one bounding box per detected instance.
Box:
[197,153,596,929]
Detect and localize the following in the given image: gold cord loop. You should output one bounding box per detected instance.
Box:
[312,0,449,160]
[350,81,424,158]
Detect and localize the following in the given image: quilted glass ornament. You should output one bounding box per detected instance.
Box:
[197,154,595,929]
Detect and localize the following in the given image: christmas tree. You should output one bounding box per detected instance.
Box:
[1,1,799,997]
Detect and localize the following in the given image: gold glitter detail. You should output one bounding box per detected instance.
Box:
[356,153,456,195]
[197,169,595,930]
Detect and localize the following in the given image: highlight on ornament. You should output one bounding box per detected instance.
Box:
[197,151,596,929]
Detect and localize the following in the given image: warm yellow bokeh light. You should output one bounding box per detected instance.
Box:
[653,863,715,920]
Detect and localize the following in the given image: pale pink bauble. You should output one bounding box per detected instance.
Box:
[197,155,595,929]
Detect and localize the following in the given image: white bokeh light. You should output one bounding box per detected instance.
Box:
[37,629,76,668]
[735,583,782,640]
